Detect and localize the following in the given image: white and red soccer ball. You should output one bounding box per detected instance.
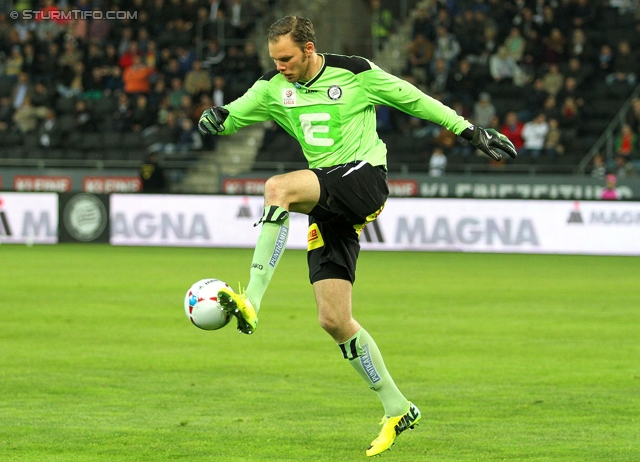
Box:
[184,279,232,330]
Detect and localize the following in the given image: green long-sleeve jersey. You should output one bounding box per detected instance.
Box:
[220,53,471,169]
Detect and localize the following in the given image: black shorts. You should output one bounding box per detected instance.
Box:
[307,161,388,284]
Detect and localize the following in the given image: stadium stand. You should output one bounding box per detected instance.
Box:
[0,0,267,171]
[0,0,638,182]
[256,0,640,175]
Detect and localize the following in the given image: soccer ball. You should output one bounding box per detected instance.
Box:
[184,279,232,330]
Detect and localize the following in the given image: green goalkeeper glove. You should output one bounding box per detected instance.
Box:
[465,125,518,161]
[198,106,229,135]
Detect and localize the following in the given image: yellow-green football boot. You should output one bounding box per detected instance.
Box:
[217,287,258,335]
[366,402,421,457]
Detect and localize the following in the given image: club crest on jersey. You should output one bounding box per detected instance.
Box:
[327,85,342,100]
[282,88,297,106]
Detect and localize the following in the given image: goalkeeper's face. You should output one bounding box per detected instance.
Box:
[269,34,314,83]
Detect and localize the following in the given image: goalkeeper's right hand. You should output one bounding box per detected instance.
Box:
[467,125,518,161]
[198,106,229,135]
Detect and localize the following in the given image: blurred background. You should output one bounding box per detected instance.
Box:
[0,0,639,197]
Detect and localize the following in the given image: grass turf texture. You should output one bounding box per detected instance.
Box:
[1,245,639,461]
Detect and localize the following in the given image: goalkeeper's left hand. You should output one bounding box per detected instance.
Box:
[468,126,518,161]
[198,106,229,135]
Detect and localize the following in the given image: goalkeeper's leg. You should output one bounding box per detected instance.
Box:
[317,281,409,417]
[219,205,289,334]
[220,170,320,334]
[314,279,416,455]
[245,204,290,312]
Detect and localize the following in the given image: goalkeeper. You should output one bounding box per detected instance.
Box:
[199,15,516,457]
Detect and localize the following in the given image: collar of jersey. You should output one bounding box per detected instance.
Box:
[294,54,326,89]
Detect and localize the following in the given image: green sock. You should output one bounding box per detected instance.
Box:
[339,327,409,417]
[244,206,289,312]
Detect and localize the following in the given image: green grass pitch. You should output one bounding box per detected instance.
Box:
[1,244,639,461]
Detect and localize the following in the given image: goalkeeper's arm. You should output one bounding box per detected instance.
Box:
[358,65,518,160]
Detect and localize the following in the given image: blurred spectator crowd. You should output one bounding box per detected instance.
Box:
[257,0,640,176]
[0,0,269,161]
[394,0,640,174]
[2,0,640,178]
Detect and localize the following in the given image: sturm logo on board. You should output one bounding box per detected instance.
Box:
[63,194,107,241]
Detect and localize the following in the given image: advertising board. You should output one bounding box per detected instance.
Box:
[110,195,640,255]
[0,193,58,244]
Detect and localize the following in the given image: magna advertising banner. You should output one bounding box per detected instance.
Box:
[0,193,58,244]
[364,199,639,255]
[110,195,640,256]
[109,194,309,247]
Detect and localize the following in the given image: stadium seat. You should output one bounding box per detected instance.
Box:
[126,150,146,162]
[85,150,105,161]
[57,114,77,134]
[121,132,144,149]
[64,149,84,160]
[78,133,103,150]
[3,132,23,147]
[0,77,14,97]
[492,97,527,117]
[254,131,305,170]
[584,98,625,119]
[606,82,633,99]
[578,120,611,136]
[392,139,431,165]
[55,97,77,114]
[102,132,123,150]
[44,149,66,160]
[568,135,598,157]
[141,127,165,148]
[465,152,492,166]
[587,85,609,100]
[91,96,116,117]
[23,134,40,150]
[2,147,24,158]
[104,149,128,161]
[24,148,46,160]
[65,131,83,149]
[556,153,583,167]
